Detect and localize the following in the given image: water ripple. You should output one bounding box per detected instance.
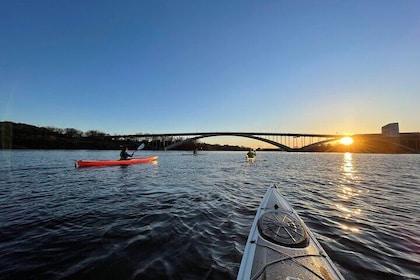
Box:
[0,151,419,279]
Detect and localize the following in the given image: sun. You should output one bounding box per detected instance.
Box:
[339,136,354,145]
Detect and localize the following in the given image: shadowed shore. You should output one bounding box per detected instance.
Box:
[1,121,419,153]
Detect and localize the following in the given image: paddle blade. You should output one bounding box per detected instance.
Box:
[137,143,145,150]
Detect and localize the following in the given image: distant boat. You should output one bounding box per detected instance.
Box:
[246,155,255,162]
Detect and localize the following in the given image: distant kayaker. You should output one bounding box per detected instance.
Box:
[247,149,256,158]
[120,146,133,160]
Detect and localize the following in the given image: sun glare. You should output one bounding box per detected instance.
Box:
[340,137,354,145]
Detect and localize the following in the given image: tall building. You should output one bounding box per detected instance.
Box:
[382,123,399,137]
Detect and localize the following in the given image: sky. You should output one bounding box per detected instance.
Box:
[1,0,419,146]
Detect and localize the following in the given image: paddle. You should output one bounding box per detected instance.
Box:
[131,143,145,156]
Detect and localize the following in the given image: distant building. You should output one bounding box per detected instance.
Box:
[382,123,399,137]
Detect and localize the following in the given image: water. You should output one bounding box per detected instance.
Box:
[0,150,419,280]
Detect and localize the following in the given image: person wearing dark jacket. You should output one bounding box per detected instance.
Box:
[120,146,133,160]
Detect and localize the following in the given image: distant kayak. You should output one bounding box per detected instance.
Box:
[246,155,255,162]
[237,184,344,280]
[75,156,158,168]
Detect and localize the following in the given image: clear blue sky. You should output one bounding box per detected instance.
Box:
[1,1,419,143]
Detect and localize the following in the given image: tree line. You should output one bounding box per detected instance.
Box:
[0,121,250,151]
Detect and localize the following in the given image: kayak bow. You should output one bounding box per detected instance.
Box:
[237,184,344,280]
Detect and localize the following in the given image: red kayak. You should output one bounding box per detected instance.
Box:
[75,156,158,168]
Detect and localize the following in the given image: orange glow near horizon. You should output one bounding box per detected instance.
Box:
[339,136,354,145]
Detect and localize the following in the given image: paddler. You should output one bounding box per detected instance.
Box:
[247,149,256,158]
[120,146,134,160]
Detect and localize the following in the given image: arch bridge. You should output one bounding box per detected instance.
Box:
[113,132,352,152]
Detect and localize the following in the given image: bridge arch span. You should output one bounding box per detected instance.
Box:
[299,139,340,152]
[164,133,293,151]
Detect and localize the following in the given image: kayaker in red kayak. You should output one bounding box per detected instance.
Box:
[120,146,133,160]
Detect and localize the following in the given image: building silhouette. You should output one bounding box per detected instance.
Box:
[382,123,399,137]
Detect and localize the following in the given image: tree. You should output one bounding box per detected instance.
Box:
[64,128,82,138]
[84,130,107,137]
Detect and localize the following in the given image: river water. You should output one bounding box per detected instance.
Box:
[0,150,419,280]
